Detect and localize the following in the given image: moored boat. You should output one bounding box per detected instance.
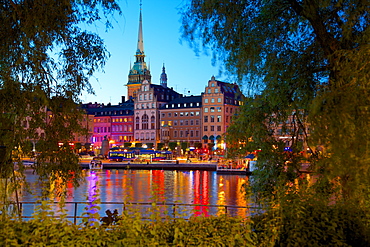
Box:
[89,159,103,170]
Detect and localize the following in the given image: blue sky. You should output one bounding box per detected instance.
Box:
[81,0,226,104]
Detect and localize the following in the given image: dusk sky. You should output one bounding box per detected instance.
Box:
[81,0,226,105]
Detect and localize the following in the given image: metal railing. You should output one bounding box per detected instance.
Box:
[3,201,257,224]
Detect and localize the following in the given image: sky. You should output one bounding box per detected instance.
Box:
[81,0,226,105]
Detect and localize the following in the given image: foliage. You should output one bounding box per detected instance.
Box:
[180,142,188,153]
[194,142,202,149]
[168,142,177,151]
[0,0,120,216]
[181,0,370,244]
[0,213,255,246]
[123,142,132,148]
[157,142,165,150]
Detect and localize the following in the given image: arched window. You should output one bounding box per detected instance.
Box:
[135,116,140,130]
[151,116,155,129]
[142,114,149,129]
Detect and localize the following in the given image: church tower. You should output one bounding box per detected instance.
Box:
[160,64,167,88]
[126,6,151,99]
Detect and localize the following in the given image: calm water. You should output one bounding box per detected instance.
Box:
[20,169,250,219]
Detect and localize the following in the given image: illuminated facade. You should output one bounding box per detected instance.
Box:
[201,76,244,150]
[159,95,202,147]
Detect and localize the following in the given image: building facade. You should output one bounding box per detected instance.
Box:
[159,95,202,148]
[133,78,181,147]
[201,76,244,150]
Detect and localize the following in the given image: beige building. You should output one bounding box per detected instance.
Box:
[159,95,202,148]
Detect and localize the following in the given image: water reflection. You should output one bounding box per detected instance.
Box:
[22,169,249,218]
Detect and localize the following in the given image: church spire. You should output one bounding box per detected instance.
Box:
[137,6,144,55]
[126,1,151,99]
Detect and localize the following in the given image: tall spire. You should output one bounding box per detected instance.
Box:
[126,1,151,99]
[137,3,144,54]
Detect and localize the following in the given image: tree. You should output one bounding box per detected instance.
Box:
[182,1,370,244]
[0,0,120,215]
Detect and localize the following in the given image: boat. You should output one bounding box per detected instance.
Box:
[216,165,250,175]
[89,159,103,170]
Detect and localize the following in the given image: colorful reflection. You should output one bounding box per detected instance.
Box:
[21,169,249,218]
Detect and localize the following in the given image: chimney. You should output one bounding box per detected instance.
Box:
[121,96,126,103]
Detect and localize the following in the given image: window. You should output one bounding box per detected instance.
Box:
[226,116,229,123]
[215,88,219,93]
[185,120,188,125]
[211,98,215,103]
[204,108,208,113]
[217,126,221,131]
[204,126,208,131]
[151,116,155,129]
[217,115,221,122]
[180,112,184,117]
[211,126,215,131]
[174,131,178,137]
[174,120,178,126]
[190,120,194,125]
[185,112,189,116]
[218,98,221,103]
[174,112,178,117]
[190,112,194,116]
[139,94,142,101]
[196,112,200,116]
[208,89,211,93]
[217,107,221,112]
[196,120,200,125]
[195,130,199,137]
[204,116,208,122]
[135,116,140,130]
[190,130,194,137]
[180,120,184,125]
[205,99,208,103]
[168,113,172,117]
[211,115,215,122]
[211,83,214,87]
[210,107,215,112]
[180,131,183,137]
[142,114,149,129]
[144,94,147,100]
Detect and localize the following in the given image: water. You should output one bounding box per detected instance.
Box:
[19,169,250,220]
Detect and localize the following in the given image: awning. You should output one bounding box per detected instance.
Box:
[245,154,255,159]
[202,135,208,140]
[209,135,215,141]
